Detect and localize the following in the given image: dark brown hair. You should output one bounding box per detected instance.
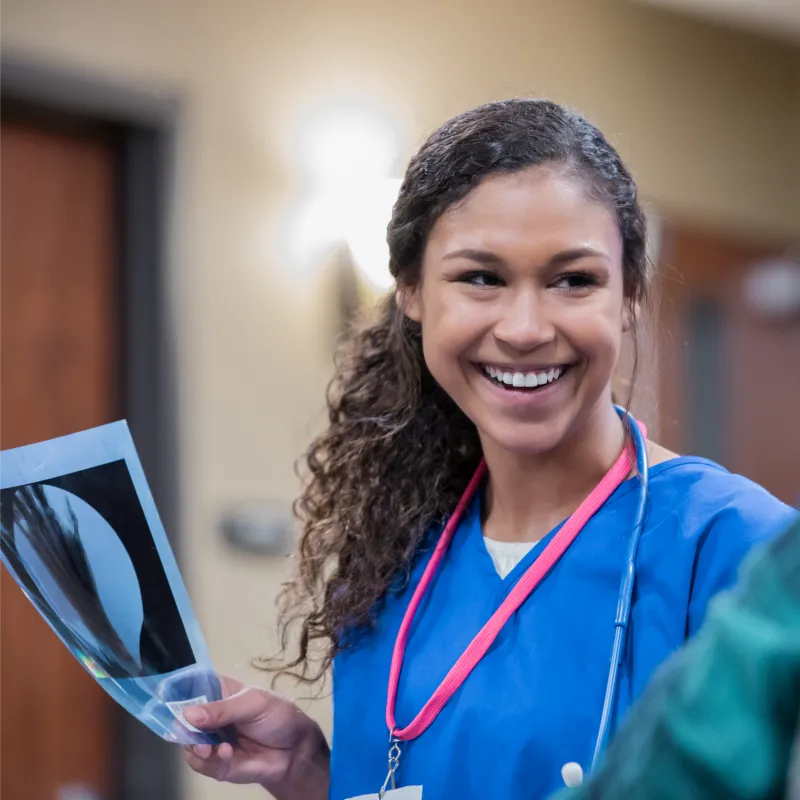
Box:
[267,99,651,684]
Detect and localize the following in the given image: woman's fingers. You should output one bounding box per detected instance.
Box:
[184,747,234,782]
[185,743,233,761]
[184,686,273,730]
[183,743,286,786]
[191,743,214,760]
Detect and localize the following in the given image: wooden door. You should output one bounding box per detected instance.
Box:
[656,225,800,505]
[1,117,120,799]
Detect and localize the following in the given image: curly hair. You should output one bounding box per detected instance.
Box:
[266,99,651,684]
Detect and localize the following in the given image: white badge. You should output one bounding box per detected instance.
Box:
[347,788,423,800]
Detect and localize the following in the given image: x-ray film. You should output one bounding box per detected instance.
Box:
[0,421,231,746]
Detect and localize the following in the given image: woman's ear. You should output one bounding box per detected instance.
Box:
[396,286,422,323]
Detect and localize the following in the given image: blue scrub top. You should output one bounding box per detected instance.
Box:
[330,457,798,800]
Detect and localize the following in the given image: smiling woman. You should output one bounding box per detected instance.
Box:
[401,167,631,461]
[184,99,798,800]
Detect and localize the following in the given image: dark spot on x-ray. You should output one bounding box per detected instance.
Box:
[0,460,195,678]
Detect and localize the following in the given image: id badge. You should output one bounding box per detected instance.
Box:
[347,788,423,800]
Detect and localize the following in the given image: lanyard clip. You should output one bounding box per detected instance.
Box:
[379,732,402,798]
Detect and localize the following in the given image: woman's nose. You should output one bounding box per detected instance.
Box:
[492,291,556,351]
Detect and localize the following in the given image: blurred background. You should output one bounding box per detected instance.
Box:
[1,0,799,798]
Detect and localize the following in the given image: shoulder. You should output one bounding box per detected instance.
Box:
[644,456,798,628]
[647,455,796,542]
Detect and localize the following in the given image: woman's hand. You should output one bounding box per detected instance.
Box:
[182,675,330,800]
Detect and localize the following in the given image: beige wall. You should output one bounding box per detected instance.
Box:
[3,1,798,798]
[795,57,800,225]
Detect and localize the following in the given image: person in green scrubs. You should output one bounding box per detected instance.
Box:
[553,513,800,800]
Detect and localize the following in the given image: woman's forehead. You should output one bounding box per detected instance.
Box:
[426,169,621,261]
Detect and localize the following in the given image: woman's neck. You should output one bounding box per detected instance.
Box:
[481,402,626,543]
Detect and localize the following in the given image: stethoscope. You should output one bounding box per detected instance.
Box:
[560,405,650,788]
[588,404,650,772]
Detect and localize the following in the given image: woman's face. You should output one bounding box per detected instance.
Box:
[403,167,630,457]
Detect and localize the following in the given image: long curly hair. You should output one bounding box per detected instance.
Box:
[267,99,651,685]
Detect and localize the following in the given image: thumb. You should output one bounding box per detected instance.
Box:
[184,685,274,730]
[180,674,244,728]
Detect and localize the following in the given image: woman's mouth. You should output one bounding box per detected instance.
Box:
[478,363,572,391]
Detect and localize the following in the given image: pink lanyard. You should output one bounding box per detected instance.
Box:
[385,436,638,742]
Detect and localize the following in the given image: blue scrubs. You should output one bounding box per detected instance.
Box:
[331,457,798,800]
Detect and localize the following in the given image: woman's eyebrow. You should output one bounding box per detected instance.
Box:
[442,248,505,265]
[546,247,609,267]
[442,246,608,267]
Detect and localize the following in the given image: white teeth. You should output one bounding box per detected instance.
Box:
[483,364,567,389]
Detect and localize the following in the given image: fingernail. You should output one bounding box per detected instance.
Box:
[184,707,207,725]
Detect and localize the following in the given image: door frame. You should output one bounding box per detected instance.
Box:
[2,53,182,800]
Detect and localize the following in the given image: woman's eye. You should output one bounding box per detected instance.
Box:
[458,271,504,288]
[554,272,597,291]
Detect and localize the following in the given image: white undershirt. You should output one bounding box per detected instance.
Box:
[483,537,538,579]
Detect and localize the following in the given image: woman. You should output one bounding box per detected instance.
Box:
[183,99,796,800]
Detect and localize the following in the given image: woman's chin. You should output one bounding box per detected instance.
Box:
[478,424,568,460]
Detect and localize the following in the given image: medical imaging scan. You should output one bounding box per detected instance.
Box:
[0,423,231,745]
